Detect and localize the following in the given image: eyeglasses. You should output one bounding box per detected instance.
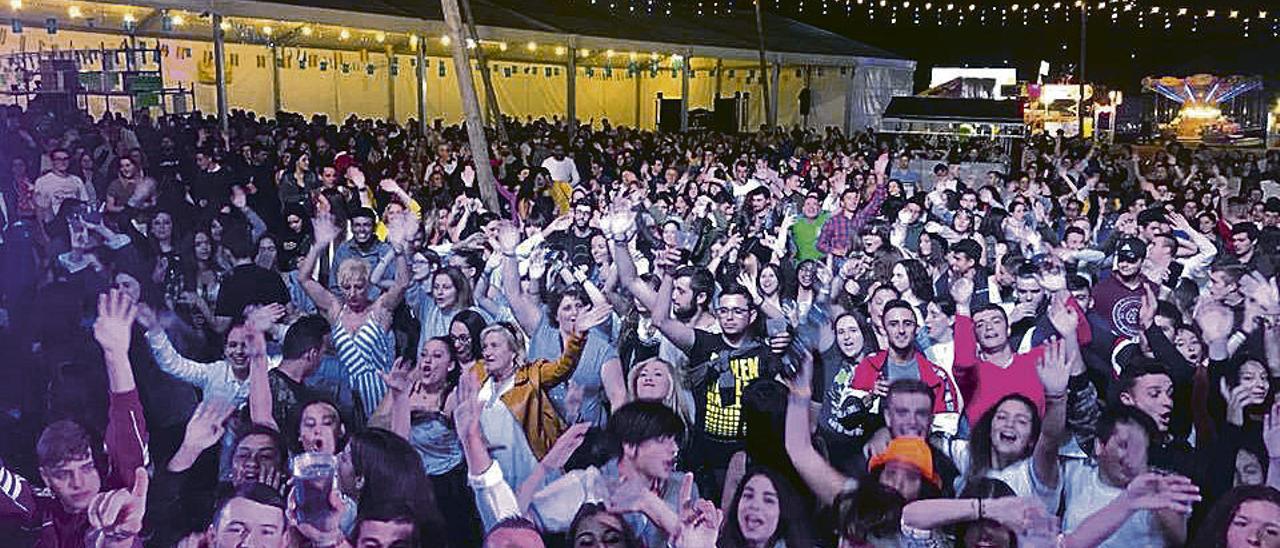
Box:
[716,306,752,317]
[52,155,71,161]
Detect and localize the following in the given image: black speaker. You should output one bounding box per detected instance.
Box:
[799,88,812,116]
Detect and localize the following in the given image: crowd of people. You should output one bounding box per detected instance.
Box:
[2,101,1280,548]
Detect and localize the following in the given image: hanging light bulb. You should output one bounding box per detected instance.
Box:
[580,48,590,57]
[526,41,537,51]
[408,34,418,46]
[498,42,508,51]
[375,32,385,43]
[339,29,351,40]
[605,49,616,57]
[301,25,313,36]
[171,14,185,26]
[440,34,451,46]
[555,45,566,55]
[8,0,20,10]
[262,25,273,36]
[68,5,82,18]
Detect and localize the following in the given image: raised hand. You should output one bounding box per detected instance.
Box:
[1195,303,1235,344]
[379,357,421,395]
[87,467,149,547]
[94,289,138,356]
[1265,401,1280,459]
[1241,273,1280,316]
[180,397,238,453]
[495,221,521,255]
[385,208,420,248]
[674,498,723,548]
[1047,294,1080,335]
[605,473,657,515]
[230,185,248,210]
[1138,284,1157,331]
[244,303,286,334]
[312,213,340,246]
[1122,473,1201,514]
[378,178,401,193]
[1221,378,1265,427]
[574,304,614,336]
[950,276,974,310]
[541,422,589,471]
[1036,337,1070,396]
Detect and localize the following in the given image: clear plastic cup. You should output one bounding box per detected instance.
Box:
[291,452,337,529]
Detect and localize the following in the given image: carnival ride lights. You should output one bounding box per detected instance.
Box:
[1141,74,1262,141]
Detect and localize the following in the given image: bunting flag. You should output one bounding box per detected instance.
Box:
[319,58,328,71]
[45,18,56,35]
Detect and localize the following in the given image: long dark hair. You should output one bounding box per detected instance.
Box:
[718,467,813,548]
[349,428,449,547]
[965,394,1041,486]
[1192,485,1280,547]
[896,258,936,302]
[449,309,488,363]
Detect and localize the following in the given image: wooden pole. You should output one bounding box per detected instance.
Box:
[415,35,428,134]
[679,51,690,131]
[441,0,500,213]
[460,0,508,143]
[567,44,577,137]
[753,0,773,129]
[270,44,282,115]
[212,14,229,135]
[385,45,396,122]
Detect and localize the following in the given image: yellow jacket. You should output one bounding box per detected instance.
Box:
[473,332,585,459]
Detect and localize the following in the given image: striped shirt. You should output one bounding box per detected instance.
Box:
[332,312,395,420]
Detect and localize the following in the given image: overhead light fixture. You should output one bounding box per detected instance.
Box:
[67,5,82,18]
[375,32,385,43]
[440,34,451,46]
[339,29,351,40]
[526,41,537,51]
[554,45,566,55]
[262,25,273,36]
[301,26,312,36]
[171,14,185,26]
[498,42,508,51]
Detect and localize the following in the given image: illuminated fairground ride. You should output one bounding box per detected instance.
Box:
[1142,74,1266,144]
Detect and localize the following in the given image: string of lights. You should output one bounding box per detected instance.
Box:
[573,0,1279,37]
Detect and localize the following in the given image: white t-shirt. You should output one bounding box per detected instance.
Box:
[33,171,88,214]
[1061,459,1169,548]
[541,156,580,185]
[945,439,1058,513]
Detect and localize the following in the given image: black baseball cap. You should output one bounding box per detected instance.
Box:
[1116,238,1147,262]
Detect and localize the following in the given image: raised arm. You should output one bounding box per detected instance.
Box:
[1062,473,1199,548]
[93,289,151,486]
[651,271,696,352]
[368,358,419,439]
[785,351,850,505]
[495,221,543,333]
[243,304,285,431]
[297,213,342,317]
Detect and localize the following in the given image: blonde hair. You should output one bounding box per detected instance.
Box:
[479,323,526,367]
[336,258,370,287]
[626,358,692,423]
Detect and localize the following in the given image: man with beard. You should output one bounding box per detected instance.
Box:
[1092,238,1159,339]
[650,281,781,498]
[545,199,602,264]
[541,143,579,214]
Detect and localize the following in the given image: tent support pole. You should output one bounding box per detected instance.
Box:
[415,35,427,134]
[634,71,642,128]
[754,0,773,129]
[212,13,229,135]
[567,42,577,137]
[461,0,508,143]
[441,0,500,213]
[680,51,690,131]
[770,61,780,128]
[385,45,396,122]
[270,44,282,115]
